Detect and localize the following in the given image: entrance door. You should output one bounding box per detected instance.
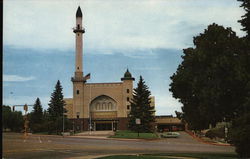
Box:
[96,123,112,131]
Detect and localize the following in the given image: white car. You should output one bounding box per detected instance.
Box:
[161,132,180,138]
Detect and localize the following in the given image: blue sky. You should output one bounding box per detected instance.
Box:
[3,0,245,115]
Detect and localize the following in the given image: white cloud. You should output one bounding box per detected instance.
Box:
[3,0,245,52]
[154,92,182,115]
[3,74,36,82]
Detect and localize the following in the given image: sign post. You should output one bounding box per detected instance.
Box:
[136,118,141,138]
[13,104,33,137]
[225,126,228,142]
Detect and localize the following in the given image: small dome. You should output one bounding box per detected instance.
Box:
[124,69,132,78]
[121,69,135,81]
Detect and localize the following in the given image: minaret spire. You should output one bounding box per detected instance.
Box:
[76,6,82,17]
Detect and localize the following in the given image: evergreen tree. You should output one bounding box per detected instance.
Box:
[128,76,155,133]
[31,98,43,123]
[47,80,67,134]
[30,98,44,132]
[238,0,250,39]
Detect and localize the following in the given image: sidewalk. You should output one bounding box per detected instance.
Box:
[185,130,232,146]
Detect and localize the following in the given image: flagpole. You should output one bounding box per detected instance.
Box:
[89,84,92,134]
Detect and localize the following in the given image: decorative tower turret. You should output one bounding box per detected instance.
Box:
[121,69,134,118]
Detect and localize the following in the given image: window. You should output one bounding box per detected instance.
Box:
[108,102,112,110]
[102,103,106,110]
[127,105,130,110]
[127,97,129,101]
[127,89,129,93]
[77,24,80,29]
[77,115,79,119]
[77,90,79,94]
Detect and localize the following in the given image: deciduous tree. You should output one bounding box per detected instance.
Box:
[170,23,247,130]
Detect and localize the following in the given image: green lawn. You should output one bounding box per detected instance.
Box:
[110,130,159,139]
[97,153,238,159]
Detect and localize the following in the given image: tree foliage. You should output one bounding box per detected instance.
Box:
[30,98,43,123]
[128,76,155,133]
[2,105,24,132]
[48,80,66,120]
[229,112,250,157]
[3,105,12,130]
[170,23,248,130]
[228,1,250,157]
[29,98,45,132]
[238,0,250,40]
[47,80,67,134]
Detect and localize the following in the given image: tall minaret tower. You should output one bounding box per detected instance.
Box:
[72,6,86,122]
[73,6,85,79]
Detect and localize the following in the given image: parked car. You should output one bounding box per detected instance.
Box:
[161,132,180,138]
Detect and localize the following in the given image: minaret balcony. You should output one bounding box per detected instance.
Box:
[73,27,85,33]
[71,77,86,83]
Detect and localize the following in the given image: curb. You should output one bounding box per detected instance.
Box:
[185,130,232,146]
[30,134,64,138]
[69,135,144,141]
[30,133,151,141]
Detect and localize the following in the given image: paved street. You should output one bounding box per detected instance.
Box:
[3,132,235,159]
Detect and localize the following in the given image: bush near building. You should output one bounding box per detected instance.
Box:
[205,127,225,139]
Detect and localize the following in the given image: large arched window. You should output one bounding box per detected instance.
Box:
[90,95,117,112]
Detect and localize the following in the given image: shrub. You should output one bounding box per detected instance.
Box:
[229,113,250,158]
[205,127,225,139]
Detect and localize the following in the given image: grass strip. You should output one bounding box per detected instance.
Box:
[110,130,159,139]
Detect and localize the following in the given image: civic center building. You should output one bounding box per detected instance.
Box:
[65,7,184,132]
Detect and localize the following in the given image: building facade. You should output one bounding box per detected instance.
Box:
[65,6,145,131]
[65,7,184,132]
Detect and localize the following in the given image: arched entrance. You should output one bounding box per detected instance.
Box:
[90,95,118,131]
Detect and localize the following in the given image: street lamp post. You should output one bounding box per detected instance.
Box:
[136,118,141,138]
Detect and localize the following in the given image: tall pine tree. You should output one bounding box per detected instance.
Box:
[238,0,250,40]
[48,80,66,120]
[128,76,155,133]
[48,80,67,134]
[31,98,43,123]
[30,98,44,132]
